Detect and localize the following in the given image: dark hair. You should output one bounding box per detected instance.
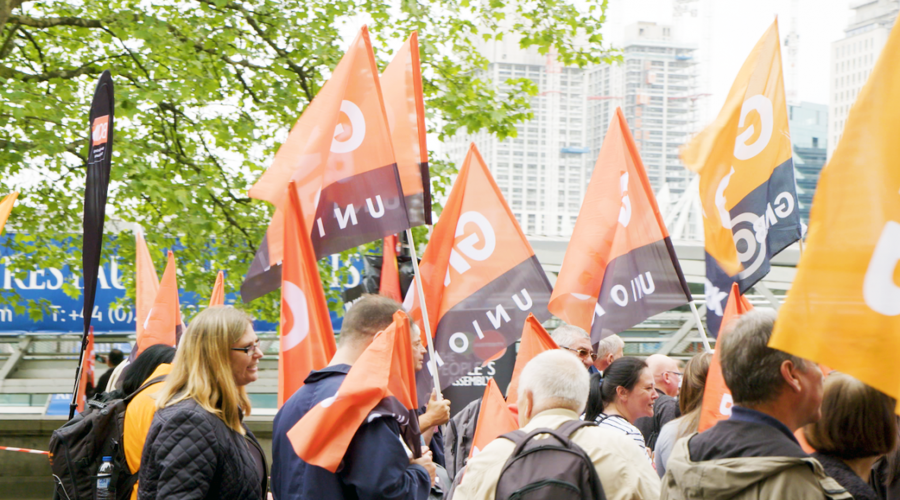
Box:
[585,372,604,421]
[719,310,810,406]
[805,372,898,459]
[339,294,403,345]
[107,348,124,366]
[585,357,648,420]
[121,344,176,396]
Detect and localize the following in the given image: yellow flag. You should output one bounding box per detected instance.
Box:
[681,20,795,276]
[768,21,900,402]
[0,192,19,233]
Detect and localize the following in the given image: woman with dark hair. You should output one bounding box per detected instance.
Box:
[586,356,658,463]
[122,344,177,500]
[654,351,712,476]
[805,372,898,500]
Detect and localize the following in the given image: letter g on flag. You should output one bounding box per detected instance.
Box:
[331,100,366,154]
[733,95,774,161]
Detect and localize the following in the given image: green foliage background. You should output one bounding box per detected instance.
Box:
[0,0,618,324]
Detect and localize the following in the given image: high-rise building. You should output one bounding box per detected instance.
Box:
[607,22,700,199]
[446,23,700,237]
[788,102,827,225]
[829,0,899,159]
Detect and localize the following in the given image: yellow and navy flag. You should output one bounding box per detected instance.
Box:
[768,20,900,405]
[681,19,801,335]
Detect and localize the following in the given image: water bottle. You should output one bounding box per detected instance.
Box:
[96,456,114,500]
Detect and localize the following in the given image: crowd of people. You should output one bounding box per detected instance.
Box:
[91,297,900,500]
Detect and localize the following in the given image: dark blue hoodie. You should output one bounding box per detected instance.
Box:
[271,364,431,500]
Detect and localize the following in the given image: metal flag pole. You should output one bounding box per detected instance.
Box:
[405,228,442,400]
[689,301,713,353]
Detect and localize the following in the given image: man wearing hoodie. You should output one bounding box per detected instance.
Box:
[660,310,851,500]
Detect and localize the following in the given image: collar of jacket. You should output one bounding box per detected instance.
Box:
[304,363,351,385]
[729,406,798,445]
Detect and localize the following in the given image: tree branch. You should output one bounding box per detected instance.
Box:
[8,15,103,29]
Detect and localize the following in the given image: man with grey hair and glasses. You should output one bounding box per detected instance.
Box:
[551,324,596,370]
[660,310,850,500]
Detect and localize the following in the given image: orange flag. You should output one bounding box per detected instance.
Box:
[699,283,753,431]
[506,314,558,404]
[0,192,18,233]
[406,143,552,402]
[243,26,410,303]
[287,311,418,472]
[767,18,900,407]
[380,234,402,303]
[77,328,95,413]
[470,379,519,457]
[135,230,160,343]
[382,32,431,226]
[209,271,225,307]
[279,181,338,406]
[137,251,182,357]
[549,108,691,340]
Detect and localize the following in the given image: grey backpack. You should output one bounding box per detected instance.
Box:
[494,420,607,500]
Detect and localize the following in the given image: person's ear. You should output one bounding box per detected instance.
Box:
[616,385,628,401]
[781,360,802,393]
[519,389,534,427]
[606,353,615,366]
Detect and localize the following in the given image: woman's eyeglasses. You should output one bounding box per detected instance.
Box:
[232,340,261,357]
[560,345,598,361]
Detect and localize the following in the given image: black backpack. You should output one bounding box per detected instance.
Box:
[494,420,607,500]
[49,375,166,500]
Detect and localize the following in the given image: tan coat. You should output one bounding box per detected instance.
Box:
[660,434,852,500]
[454,408,660,500]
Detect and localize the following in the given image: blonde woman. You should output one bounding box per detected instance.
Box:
[138,306,267,500]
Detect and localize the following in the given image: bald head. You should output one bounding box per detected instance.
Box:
[646,354,681,397]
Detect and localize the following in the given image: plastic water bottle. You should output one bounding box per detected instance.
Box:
[96,456,114,500]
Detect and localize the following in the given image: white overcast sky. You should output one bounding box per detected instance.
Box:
[602,0,853,124]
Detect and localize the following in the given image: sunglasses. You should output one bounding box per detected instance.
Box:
[560,345,598,361]
[231,340,261,357]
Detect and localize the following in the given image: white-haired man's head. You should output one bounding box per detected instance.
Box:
[594,333,625,372]
[551,324,594,370]
[517,349,590,427]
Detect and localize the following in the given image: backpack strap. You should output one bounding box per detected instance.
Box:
[124,375,167,403]
[556,419,597,438]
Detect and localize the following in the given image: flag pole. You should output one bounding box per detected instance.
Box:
[405,228,443,400]
[690,301,713,353]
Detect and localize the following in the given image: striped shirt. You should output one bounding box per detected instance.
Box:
[595,413,654,466]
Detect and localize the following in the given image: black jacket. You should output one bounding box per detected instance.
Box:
[138,398,267,500]
[635,388,680,450]
[813,452,879,500]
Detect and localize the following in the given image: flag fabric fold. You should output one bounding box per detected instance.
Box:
[680,20,801,335]
[768,20,900,405]
[135,230,160,342]
[380,234,402,303]
[470,378,519,458]
[279,181,338,406]
[407,143,553,404]
[698,283,753,431]
[0,192,18,233]
[505,313,558,405]
[137,251,182,357]
[209,271,225,307]
[381,32,432,226]
[549,107,691,342]
[243,26,410,302]
[287,311,419,472]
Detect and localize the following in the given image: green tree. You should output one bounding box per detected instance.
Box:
[0,0,618,324]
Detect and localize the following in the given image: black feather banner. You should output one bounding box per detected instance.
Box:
[69,71,114,419]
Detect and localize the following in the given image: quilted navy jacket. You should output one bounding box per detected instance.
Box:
[138,398,267,500]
